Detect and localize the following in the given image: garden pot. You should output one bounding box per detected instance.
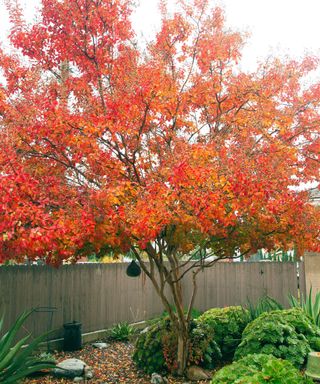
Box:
[305,351,320,380]
[63,321,82,351]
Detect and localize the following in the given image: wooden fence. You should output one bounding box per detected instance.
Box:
[0,261,304,339]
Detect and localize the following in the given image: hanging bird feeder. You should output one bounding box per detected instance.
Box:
[126,260,141,277]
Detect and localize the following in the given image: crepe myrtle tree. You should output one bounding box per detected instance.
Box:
[0,0,319,375]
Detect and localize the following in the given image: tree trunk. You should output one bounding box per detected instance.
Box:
[177,329,189,376]
[137,245,193,376]
[166,251,191,376]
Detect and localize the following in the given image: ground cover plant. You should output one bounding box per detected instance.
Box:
[235,308,320,368]
[212,353,314,384]
[1,0,319,375]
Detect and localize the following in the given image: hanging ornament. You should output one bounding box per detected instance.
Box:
[126,260,141,277]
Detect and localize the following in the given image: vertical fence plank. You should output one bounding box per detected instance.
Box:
[299,261,307,299]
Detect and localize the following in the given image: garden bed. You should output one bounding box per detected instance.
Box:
[23,341,213,383]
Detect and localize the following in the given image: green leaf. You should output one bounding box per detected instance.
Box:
[0,310,32,362]
[3,362,56,383]
[0,310,56,382]
[0,334,30,372]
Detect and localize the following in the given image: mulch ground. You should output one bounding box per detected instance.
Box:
[23,341,213,384]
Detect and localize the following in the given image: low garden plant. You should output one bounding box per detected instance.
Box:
[108,322,135,342]
[212,353,314,383]
[235,308,320,368]
[197,306,249,362]
[134,305,320,375]
[133,316,220,374]
[176,321,220,370]
[133,319,167,374]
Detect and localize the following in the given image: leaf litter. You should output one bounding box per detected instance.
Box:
[23,341,211,383]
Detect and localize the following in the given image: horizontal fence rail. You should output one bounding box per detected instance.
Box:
[0,261,303,339]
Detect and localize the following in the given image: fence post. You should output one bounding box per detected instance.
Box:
[303,252,320,299]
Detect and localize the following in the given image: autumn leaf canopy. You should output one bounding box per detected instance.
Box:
[0,0,319,264]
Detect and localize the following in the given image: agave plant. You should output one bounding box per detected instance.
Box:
[245,295,284,321]
[289,287,320,327]
[0,310,56,383]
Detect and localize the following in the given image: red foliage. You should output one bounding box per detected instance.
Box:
[0,0,319,263]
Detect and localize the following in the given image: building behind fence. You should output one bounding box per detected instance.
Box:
[0,261,305,339]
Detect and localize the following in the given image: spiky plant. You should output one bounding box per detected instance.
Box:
[0,310,56,383]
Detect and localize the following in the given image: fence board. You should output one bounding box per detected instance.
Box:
[0,261,301,339]
[299,261,307,299]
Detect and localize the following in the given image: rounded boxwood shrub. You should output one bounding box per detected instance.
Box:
[197,306,249,362]
[212,354,313,384]
[235,308,320,368]
[133,317,220,373]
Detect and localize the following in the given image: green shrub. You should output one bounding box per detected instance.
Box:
[235,308,320,368]
[187,321,221,369]
[0,310,56,383]
[109,322,135,341]
[133,317,220,373]
[197,306,249,362]
[133,319,168,374]
[212,354,314,384]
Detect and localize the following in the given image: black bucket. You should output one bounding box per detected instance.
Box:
[63,321,82,351]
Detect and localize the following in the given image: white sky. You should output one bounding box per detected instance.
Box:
[0,0,320,72]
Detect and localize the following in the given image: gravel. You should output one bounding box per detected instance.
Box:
[23,341,213,384]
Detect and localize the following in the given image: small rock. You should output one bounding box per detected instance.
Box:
[186,366,211,381]
[140,326,150,334]
[151,372,168,384]
[84,365,94,379]
[73,378,84,383]
[92,342,109,349]
[54,358,86,378]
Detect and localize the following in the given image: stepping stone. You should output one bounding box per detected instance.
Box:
[54,358,86,378]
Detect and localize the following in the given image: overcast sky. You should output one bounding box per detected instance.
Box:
[1,0,320,71]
